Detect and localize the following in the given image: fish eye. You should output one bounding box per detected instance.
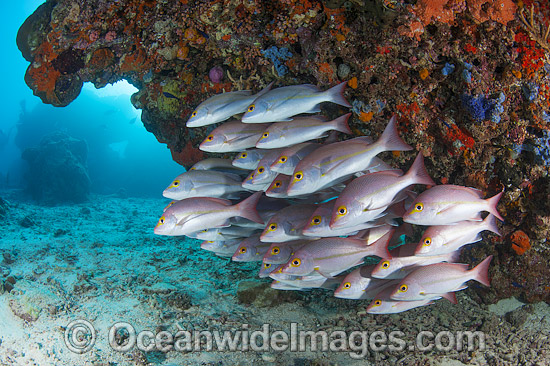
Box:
[413,203,424,212]
[191,111,197,118]
[423,237,432,246]
[268,223,277,231]
[274,181,281,188]
[343,282,351,289]
[159,216,165,224]
[399,284,408,292]
[272,247,280,255]
[279,156,287,163]
[294,172,303,182]
[241,152,247,158]
[202,229,208,232]
[172,180,179,187]
[262,132,269,139]
[337,206,347,216]
[206,135,214,141]
[374,300,382,306]
[247,104,255,112]
[311,216,321,225]
[258,167,265,174]
[240,247,247,254]
[247,173,254,180]
[381,260,390,269]
[264,263,271,268]
[291,258,301,267]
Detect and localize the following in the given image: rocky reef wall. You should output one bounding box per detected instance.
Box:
[17,0,550,303]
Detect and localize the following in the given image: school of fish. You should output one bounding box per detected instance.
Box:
[154,81,503,314]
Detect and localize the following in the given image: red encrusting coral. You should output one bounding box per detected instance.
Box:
[510,230,531,255]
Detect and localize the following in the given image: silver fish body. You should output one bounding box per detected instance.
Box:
[232,235,272,262]
[270,143,320,175]
[286,116,412,196]
[232,149,267,170]
[260,204,319,242]
[163,170,248,200]
[154,192,263,236]
[255,114,351,149]
[199,120,271,153]
[241,82,351,123]
[186,82,273,127]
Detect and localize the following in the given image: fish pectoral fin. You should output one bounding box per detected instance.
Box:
[303,105,322,114]
[225,134,257,144]
[440,291,458,304]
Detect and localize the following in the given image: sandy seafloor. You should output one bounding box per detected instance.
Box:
[0,188,549,366]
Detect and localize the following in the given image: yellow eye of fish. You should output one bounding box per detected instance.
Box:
[247,173,254,180]
[247,105,255,112]
[279,156,287,163]
[423,237,432,246]
[240,247,247,254]
[311,216,321,225]
[191,111,197,118]
[381,260,390,269]
[268,223,277,231]
[274,181,281,188]
[159,216,165,225]
[373,300,382,306]
[399,284,408,292]
[258,167,265,174]
[241,152,247,158]
[206,135,214,141]
[337,206,347,216]
[271,247,280,255]
[291,258,301,267]
[262,132,269,139]
[343,282,351,289]
[411,203,424,213]
[264,263,271,268]
[293,172,303,182]
[172,180,179,187]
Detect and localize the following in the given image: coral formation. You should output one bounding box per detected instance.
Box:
[17,0,550,303]
[21,132,90,203]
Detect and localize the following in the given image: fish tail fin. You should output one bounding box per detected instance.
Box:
[331,113,352,134]
[483,214,501,236]
[256,81,275,97]
[366,229,393,259]
[325,81,352,107]
[473,255,493,287]
[405,152,436,186]
[485,192,504,221]
[235,192,264,224]
[378,116,413,152]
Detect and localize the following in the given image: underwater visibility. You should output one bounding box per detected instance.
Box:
[1,0,550,365]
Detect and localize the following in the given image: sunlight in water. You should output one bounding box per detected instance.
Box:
[83,80,139,98]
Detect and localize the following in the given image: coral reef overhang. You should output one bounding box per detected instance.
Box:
[17,0,550,304]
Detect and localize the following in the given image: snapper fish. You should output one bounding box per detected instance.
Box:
[402,185,504,226]
[242,148,285,186]
[371,250,460,280]
[271,275,342,291]
[263,240,311,264]
[415,214,501,256]
[260,203,319,242]
[154,192,263,236]
[333,265,383,299]
[302,201,389,238]
[390,255,493,302]
[255,114,352,149]
[190,226,261,241]
[190,158,248,176]
[241,82,351,123]
[329,153,435,229]
[201,239,242,257]
[186,82,274,127]
[366,285,439,314]
[199,120,271,153]
[162,170,249,200]
[232,149,267,170]
[278,230,393,277]
[270,143,320,175]
[286,116,412,197]
[231,235,272,262]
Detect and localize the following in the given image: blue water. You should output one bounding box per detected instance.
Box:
[0,1,182,198]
